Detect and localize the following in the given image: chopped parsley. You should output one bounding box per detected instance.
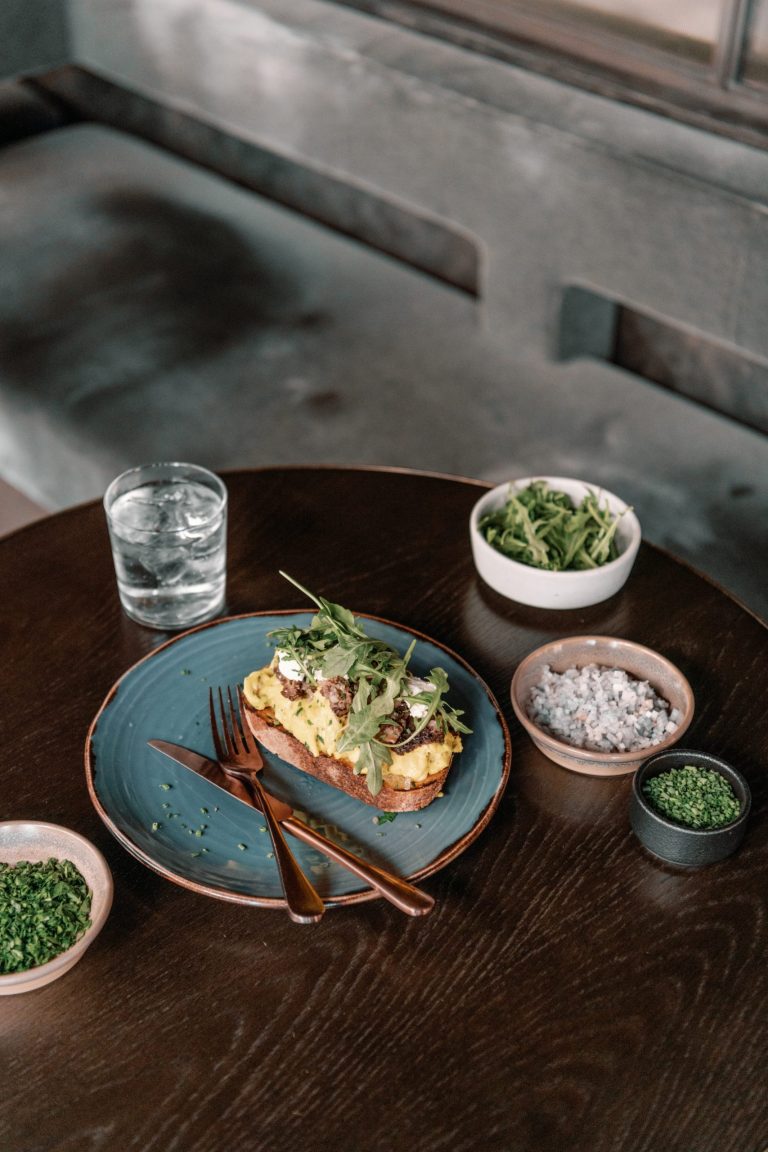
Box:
[0,858,92,973]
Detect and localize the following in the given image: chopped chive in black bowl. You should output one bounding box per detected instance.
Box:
[642,763,740,830]
[630,749,750,867]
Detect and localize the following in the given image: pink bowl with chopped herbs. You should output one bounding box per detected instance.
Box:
[0,821,112,995]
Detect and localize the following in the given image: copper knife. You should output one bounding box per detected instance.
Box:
[147,739,435,916]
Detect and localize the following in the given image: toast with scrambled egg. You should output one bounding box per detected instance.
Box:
[241,575,470,812]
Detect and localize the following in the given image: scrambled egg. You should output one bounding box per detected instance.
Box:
[243,664,461,787]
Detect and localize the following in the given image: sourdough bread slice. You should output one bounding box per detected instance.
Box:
[242,699,451,811]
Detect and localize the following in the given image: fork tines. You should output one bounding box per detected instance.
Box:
[209,685,262,766]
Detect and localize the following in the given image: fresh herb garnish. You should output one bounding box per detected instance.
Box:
[479,480,626,571]
[0,858,92,974]
[643,765,741,829]
[268,573,471,795]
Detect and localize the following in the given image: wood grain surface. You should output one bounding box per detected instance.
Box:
[1,466,766,1152]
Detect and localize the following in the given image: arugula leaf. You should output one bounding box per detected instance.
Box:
[479,480,627,572]
[319,641,363,679]
[267,575,472,794]
[371,666,403,718]
[353,739,390,796]
[338,704,387,752]
[428,667,449,694]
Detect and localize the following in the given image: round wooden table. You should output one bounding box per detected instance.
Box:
[2,466,767,1152]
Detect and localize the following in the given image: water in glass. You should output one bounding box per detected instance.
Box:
[107,476,226,629]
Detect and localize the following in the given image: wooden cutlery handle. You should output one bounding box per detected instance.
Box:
[282,815,435,917]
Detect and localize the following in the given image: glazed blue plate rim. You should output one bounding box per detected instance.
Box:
[85,611,511,908]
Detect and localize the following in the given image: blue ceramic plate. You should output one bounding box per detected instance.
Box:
[85,613,510,907]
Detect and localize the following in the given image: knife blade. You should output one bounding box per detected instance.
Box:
[149,738,289,816]
[147,739,434,916]
[150,739,323,922]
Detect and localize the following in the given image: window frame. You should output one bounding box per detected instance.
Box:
[339,0,768,148]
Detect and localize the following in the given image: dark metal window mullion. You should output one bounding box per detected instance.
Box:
[713,0,754,86]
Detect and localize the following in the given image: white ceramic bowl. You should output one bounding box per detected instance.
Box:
[0,821,113,995]
[470,476,641,609]
[510,635,695,777]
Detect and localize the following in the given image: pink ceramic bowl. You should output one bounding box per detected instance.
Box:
[510,635,695,777]
[0,821,113,995]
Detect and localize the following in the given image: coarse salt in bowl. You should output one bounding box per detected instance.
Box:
[469,477,641,609]
[510,636,695,777]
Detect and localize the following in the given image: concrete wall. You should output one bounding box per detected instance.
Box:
[64,0,768,429]
[8,0,768,424]
[0,0,70,80]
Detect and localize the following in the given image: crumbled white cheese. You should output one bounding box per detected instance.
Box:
[405,676,433,719]
[276,650,305,682]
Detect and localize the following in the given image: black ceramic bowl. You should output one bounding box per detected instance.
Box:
[630,749,750,867]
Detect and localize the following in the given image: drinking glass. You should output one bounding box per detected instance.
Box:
[104,462,228,630]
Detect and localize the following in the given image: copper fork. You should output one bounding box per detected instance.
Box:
[219,689,435,916]
[209,687,325,924]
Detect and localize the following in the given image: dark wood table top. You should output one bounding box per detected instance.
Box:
[2,466,767,1152]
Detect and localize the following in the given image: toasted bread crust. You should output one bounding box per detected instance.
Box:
[242,701,450,811]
